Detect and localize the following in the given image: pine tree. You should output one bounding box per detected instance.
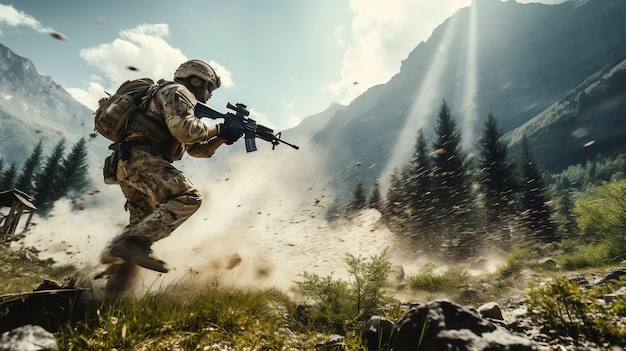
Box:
[432,101,468,210]
[555,189,577,237]
[60,137,90,195]
[384,168,408,226]
[15,139,44,195]
[431,101,476,252]
[477,113,518,225]
[0,162,18,191]
[349,181,367,212]
[518,135,556,242]
[368,179,382,210]
[405,130,436,245]
[325,198,343,221]
[33,139,66,214]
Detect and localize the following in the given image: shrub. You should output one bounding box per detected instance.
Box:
[406,263,469,293]
[294,251,394,333]
[574,180,626,261]
[526,277,626,344]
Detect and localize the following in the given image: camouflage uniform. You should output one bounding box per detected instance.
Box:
[115,82,222,242]
[97,59,238,297]
[102,82,225,270]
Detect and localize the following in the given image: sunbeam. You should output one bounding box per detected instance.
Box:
[460,1,479,146]
[380,13,462,193]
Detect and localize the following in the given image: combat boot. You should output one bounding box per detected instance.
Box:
[108,236,169,273]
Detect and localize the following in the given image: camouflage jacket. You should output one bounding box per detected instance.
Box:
[124,80,221,161]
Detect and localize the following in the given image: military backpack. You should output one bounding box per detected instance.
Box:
[93,78,155,142]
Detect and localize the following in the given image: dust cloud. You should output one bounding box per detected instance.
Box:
[16,138,424,297]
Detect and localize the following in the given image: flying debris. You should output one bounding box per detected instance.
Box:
[583,140,596,147]
[49,31,68,40]
[126,66,139,71]
[94,16,107,24]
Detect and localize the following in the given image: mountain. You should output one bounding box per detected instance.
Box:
[0,43,107,169]
[293,0,626,199]
[506,56,626,172]
[1,0,625,203]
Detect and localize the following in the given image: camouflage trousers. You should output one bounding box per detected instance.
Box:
[113,147,202,244]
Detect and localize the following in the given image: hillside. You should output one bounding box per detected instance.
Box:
[299,0,626,199]
[1,0,625,201]
[506,56,626,172]
[0,43,108,169]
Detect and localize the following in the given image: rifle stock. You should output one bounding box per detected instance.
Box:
[194,101,299,152]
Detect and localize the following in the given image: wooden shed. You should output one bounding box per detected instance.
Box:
[0,189,37,242]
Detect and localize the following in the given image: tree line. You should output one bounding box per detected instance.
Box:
[0,137,90,215]
[336,100,560,259]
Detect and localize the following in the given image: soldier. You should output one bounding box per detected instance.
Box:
[98,59,242,293]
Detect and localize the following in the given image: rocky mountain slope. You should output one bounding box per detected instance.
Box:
[297,0,626,198]
[1,0,625,200]
[0,43,107,169]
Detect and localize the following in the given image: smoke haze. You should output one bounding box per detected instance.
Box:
[17,137,422,297]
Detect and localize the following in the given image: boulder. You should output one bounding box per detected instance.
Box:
[478,302,504,321]
[392,299,535,351]
[314,334,345,351]
[0,325,58,351]
[361,315,394,351]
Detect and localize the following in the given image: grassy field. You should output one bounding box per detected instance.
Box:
[2,239,626,350]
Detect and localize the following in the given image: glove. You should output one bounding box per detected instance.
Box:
[217,123,244,145]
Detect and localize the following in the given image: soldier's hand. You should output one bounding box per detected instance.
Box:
[217,123,244,145]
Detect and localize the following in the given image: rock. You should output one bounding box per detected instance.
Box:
[595,269,626,286]
[391,264,405,282]
[392,299,536,351]
[563,273,591,289]
[361,315,393,351]
[539,257,558,269]
[478,302,504,321]
[314,334,345,351]
[474,256,490,271]
[0,325,59,351]
[459,288,481,301]
[0,279,85,331]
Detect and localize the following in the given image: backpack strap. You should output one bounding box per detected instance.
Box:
[123,79,183,161]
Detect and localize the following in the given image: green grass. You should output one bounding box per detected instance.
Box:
[0,244,76,295]
[57,284,327,350]
[406,263,469,294]
[4,235,626,350]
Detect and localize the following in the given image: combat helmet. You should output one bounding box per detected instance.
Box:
[174,59,221,100]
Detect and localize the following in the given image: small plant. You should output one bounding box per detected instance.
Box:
[294,251,394,333]
[526,276,626,345]
[574,180,626,263]
[406,263,469,293]
[495,243,543,278]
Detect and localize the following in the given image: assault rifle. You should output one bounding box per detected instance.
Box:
[194,101,299,152]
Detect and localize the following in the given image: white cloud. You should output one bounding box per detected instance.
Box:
[328,0,471,105]
[208,60,233,89]
[69,23,233,110]
[0,3,55,35]
[66,81,107,109]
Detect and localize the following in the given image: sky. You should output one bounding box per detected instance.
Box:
[0,0,566,132]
